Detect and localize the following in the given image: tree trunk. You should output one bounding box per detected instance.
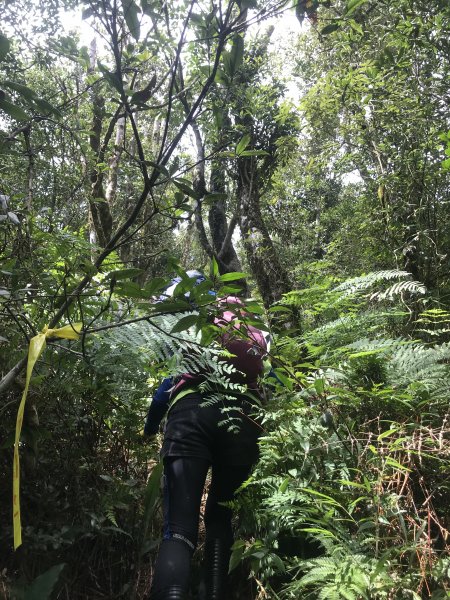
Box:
[88,38,113,248]
[106,116,125,207]
[190,118,245,278]
[238,156,291,307]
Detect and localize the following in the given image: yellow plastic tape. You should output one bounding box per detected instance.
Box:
[13,323,82,549]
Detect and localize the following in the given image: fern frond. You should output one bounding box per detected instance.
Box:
[339,588,358,600]
[370,280,426,300]
[333,270,411,296]
[87,313,255,429]
[298,559,336,585]
[346,336,414,356]
[318,585,340,600]
[105,507,118,528]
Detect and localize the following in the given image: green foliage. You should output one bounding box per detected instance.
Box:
[1,0,450,598]
[233,271,450,599]
[88,303,258,412]
[14,563,66,600]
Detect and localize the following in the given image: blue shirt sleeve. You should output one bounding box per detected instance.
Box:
[144,377,174,436]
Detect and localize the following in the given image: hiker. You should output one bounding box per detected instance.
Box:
[145,274,268,600]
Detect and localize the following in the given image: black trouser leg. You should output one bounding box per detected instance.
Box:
[203,464,253,600]
[150,457,210,600]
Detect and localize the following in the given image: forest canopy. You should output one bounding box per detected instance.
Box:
[1,0,450,598]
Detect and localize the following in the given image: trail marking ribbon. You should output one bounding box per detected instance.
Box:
[13,323,82,549]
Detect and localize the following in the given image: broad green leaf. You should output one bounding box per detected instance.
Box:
[272,368,293,390]
[321,23,340,35]
[278,477,289,493]
[0,33,11,62]
[105,268,144,281]
[385,457,411,471]
[190,12,205,27]
[211,256,219,278]
[130,73,157,104]
[215,151,235,159]
[23,563,66,600]
[171,314,199,333]
[200,323,220,346]
[113,281,148,298]
[173,178,198,199]
[3,80,59,116]
[218,284,243,295]
[302,488,341,505]
[218,271,247,282]
[140,0,161,19]
[242,318,270,332]
[3,80,36,100]
[299,527,337,539]
[32,97,60,116]
[121,0,141,40]
[229,541,245,572]
[239,150,269,157]
[236,134,251,155]
[78,46,90,69]
[154,300,192,313]
[172,277,196,298]
[346,0,368,16]
[241,301,264,315]
[314,378,325,395]
[377,427,398,441]
[268,305,292,313]
[0,99,29,121]
[222,51,232,78]
[97,62,123,93]
[144,277,168,295]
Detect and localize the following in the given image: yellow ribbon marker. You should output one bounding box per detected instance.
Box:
[13,323,82,549]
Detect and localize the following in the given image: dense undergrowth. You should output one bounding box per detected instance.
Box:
[232,271,450,599]
[1,270,449,599]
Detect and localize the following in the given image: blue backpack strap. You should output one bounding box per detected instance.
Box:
[144,377,174,435]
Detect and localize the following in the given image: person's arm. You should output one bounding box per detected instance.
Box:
[143,377,174,436]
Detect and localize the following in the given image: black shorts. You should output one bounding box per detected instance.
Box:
[161,392,262,466]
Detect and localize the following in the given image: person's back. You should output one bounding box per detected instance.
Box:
[147,282,267,600]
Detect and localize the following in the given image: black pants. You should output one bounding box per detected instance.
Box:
[150,393,261,597]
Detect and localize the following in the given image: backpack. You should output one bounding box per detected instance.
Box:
[214,297,268,386]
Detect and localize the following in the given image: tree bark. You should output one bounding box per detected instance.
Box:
[189,116,245,277]
[88,38,113,248]
[238,155,291,307]
[106,116,125,207]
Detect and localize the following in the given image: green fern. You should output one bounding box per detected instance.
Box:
[369,279,426,300]
[233,271,450,600]
[285,551,392,600]
[87,313,251,425]
[333,270,412,296]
